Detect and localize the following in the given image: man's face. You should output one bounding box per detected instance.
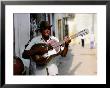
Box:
[41,28,51,37]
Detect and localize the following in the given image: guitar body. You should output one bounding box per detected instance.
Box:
[30,43,59,66]
[31,43,49,55]
[30,43,54,65]
[31,55,51,66]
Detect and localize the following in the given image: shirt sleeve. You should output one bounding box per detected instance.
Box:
[25,37,37,50]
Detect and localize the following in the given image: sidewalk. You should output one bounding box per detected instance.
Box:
[58,44,97,75]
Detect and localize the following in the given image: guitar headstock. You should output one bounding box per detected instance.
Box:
[72,29,89,39]
[78,28,89,37]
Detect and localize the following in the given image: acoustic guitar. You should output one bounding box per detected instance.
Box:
[30,29,89,66]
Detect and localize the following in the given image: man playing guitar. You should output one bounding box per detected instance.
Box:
[22,21,71,75]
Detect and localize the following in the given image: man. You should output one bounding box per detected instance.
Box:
[22,21,71,75]
[81,35,85,47]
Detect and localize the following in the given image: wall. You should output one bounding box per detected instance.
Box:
[14,13,30,68]
[68,14,97,46]
[54,13,67,41]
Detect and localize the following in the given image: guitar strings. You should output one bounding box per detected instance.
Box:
[51,29,89,49]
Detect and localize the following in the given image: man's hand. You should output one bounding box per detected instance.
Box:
[64,36,71,46]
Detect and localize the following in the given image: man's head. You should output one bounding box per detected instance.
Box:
[39,21,52,37]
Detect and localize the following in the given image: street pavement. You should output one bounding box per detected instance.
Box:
[58,44,97,75]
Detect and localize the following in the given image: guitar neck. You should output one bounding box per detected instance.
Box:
[58,34,79,47]
[55,29,89,48]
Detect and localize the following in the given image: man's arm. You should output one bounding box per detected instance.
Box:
[22,37,37,59]
[59,36,71,57]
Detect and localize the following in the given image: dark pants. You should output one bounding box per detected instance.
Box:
[81,39,84,47]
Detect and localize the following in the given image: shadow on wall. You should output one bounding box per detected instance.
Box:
[58,48,74,75]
